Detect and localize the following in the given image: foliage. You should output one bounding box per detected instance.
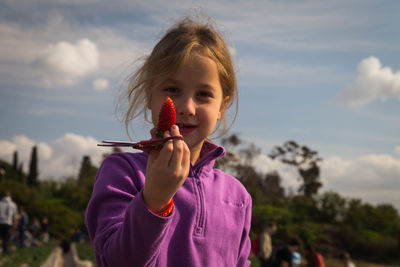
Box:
[217,134,400,264]
[269,140,323,196]
[0,179,82,236]
[0,159,24,182]
[2,136,400,264]
[76,242,97,266]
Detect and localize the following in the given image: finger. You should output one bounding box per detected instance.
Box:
[169,125,184,171]
[157,130,174,165]
[180,142,191,176]
[149,128,157,139]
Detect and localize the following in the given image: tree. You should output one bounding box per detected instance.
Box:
[317,191,346,223]
[27,146,38,186]
[18,163,24,183]
[78,155,93,181]
[269,140,322,197]
[263,171,285,198]
[13,151,18,170]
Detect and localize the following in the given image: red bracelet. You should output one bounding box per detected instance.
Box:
[156,198,174,217]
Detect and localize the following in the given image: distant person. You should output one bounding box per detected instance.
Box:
[266,237,301,267]
[29,217,41,239]
[292,251,301,267]
[251,233,261,257]
[0,192,18,254]
[29,217,42,246]
[60,236,71,254]
[40,217,49,242]
[74,228,83,243]
[17,208,29,248]
[304,244,325,267]
[339,251,356,267]
[259,222,277,267]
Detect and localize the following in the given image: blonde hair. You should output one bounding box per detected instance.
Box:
[121,16,238,138]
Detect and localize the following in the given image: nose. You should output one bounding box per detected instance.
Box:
[176,96,195,116]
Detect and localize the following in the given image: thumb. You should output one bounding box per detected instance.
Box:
[150,128,157,139]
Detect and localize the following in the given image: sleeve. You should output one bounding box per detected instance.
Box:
[236,193,252,267]
[85,154,173,267]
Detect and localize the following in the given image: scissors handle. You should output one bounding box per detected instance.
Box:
[98,136,183,152]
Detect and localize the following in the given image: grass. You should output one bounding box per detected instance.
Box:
[0,240,56,267]
[250,255,399,267]
[75,241,96,266]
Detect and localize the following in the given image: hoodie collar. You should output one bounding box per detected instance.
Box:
[190,140,225,176]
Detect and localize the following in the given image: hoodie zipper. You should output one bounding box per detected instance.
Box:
[192,167,206,236]
[190,145,224,237]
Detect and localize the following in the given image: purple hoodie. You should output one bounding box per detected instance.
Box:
[85,140,252,267]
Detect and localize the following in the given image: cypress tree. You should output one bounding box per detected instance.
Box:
[13,151,18,170]
[27,146,38,186]
[18,162,24,183]
[78,155,92,181]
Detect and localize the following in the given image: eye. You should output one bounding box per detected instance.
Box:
[197,90,213,99]
[163,87,179,94]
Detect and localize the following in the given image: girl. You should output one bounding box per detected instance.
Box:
[85,16,252,267]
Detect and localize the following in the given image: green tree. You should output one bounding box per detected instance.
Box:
[78,155,93,181]
[18,162,24,182]
[263,171,285,199]
[269,141,323,197]
[13,151,18,170]
[27,146,38,186]
[317,191,346,223]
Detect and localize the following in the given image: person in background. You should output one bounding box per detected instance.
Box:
[0,192,18,254]
[40,217,49,242]
[339,251,356,267]
[29,217,42,246]
[292,251,301,267]
[267,237,301,267]
[259,222,277,267]
[304,244,325,267]
[17,208,29,248]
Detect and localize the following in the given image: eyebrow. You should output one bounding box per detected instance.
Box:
[163,78,216,91]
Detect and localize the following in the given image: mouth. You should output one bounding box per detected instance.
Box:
[176,123,196,134]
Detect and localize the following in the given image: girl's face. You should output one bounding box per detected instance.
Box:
[149,52,227,161]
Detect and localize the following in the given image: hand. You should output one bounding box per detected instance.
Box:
[143,125,190,213]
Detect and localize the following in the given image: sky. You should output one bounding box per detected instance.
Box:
[1,0,399,211]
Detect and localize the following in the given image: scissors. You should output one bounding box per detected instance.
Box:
[97,136,183,153]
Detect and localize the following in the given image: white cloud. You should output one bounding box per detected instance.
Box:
[0,140,16,158]
[253,154,300,190]
[252,151,400,211]
[92,78,109,91]
[35,39,99,86]
[321,154,400,211]
[338,56,400,106]
[0,133,110,179]
[395,146,400,155]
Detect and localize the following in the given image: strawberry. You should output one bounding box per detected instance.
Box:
[156,96,176,138]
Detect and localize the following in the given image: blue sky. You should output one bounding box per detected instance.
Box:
[1,0,400,210]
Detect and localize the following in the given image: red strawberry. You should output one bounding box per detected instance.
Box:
[156,96,176,138]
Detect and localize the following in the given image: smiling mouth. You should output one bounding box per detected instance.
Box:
[176,123,196,133]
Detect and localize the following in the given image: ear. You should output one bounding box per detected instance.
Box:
[217,96,230,120]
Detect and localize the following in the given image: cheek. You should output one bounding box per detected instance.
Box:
[150,101,161,125]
